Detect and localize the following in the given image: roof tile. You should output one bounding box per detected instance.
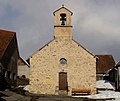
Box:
[96,55,115,73]
[0,30,15,59]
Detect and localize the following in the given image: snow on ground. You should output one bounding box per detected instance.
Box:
[73,91,120,100]
[96,80,115,90]
[91,80,120,100]
[22,80,120,100]
[23,85,30,91]
[73,80,120,100]
[89,91,120,100]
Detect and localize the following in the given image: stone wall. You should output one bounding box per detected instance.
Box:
[29,38,96,95]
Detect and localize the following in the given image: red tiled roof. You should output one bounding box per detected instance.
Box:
[96,55,115,73]
[0,29,15,59]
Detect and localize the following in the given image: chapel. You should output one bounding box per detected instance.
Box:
[29,6,96,95]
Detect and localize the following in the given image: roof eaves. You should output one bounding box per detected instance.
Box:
[19,57,30,67]
[53,6,73,16]
[28,39,54,59]
[72,39,96,58]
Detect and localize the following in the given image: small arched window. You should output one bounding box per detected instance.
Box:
[60,13,66,25]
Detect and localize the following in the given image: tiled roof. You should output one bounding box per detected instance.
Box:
[96,55,115,73]
[0,29,15,59]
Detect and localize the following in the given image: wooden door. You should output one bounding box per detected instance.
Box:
[59,72,68,90]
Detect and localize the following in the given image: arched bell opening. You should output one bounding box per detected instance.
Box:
[60,13,66,25]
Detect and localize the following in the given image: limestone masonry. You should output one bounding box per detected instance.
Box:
[29,6,96,96]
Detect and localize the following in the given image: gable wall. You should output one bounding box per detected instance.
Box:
[29,38,96,95]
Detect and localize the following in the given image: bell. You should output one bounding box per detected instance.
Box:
[60,13,66,25]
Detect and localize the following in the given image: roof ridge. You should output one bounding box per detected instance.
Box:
[53,6,73,15]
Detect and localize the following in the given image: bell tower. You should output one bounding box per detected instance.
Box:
[53,5,73,39]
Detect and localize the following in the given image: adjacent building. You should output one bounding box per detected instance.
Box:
[0,29,19,90]
[108,61,120,91]
[96,55,115,80]
[29,6,97,95]
[17,57,30,86]
[18,57,30,79]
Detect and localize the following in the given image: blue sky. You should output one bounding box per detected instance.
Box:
[0,0,120,62]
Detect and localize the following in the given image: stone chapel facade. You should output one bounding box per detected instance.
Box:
[29,6,96,95]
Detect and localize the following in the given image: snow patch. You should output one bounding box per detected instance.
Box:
[96,80,115,90]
